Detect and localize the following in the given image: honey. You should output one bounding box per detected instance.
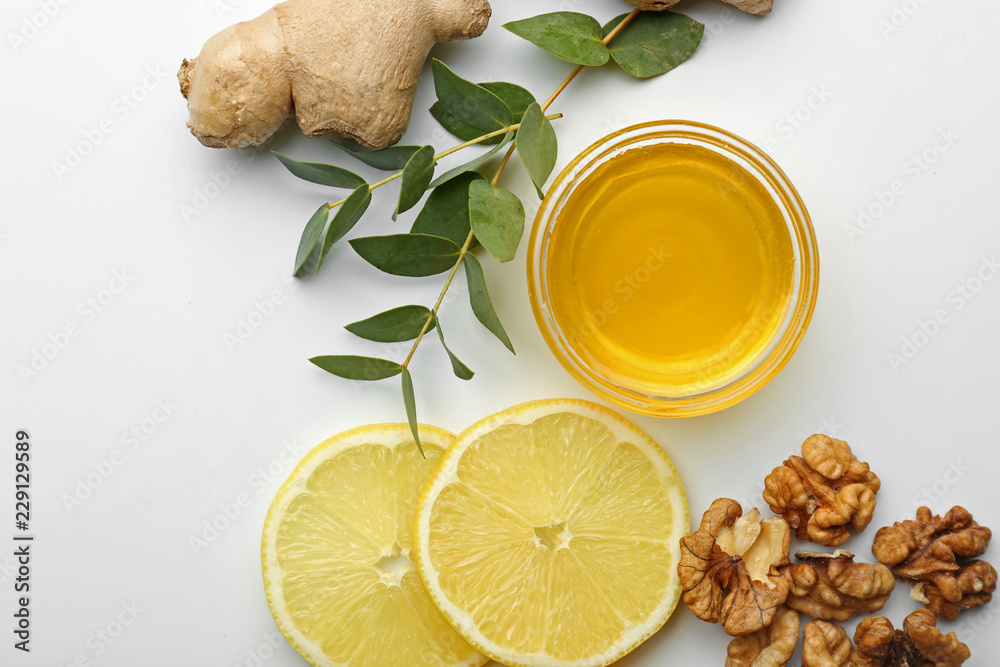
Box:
[542,142,795,396]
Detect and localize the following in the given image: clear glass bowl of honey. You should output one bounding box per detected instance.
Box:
[527,120,819,417]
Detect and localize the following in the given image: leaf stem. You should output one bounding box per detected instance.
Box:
[497,10,643,186]
[540,66,583,113]
[604,8,641,44]
[435,116,559,160]
[393,10,643,423]
[540,8,640,113]
[324,114,563,212]
[401,230,476,369]
[490,149,516,187]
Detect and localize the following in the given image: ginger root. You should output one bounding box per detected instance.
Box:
[623,0,774,16]
[178,0,492,149]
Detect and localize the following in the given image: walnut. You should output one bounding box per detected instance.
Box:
[851,615,895,667]
[781,549,895,621]
[851,609,970,666]
[726,606,799,667]
[872,506,994,619]
[677,498,791,635]
[763,434,881,546]
[911,560,997,620]
[802,620,852,667]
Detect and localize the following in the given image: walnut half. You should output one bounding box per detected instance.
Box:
[851,609,970,667]
[781,550,895,622]
[763,435,881,547]
[802,619,852,667]
[872,506,995,619]
[911,560,997,620]
[726,606,799,667]
[677,498,791,635]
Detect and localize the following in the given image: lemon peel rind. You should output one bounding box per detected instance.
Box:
[412,399,690,667]
[261,423,488,667]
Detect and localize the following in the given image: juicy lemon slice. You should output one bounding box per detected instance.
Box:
[262,424,487,667]
[413,399,689,667]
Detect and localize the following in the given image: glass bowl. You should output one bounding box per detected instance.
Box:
[527,120,819,417]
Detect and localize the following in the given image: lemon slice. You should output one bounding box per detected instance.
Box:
[262,424,487,667]
[413,399,689,667]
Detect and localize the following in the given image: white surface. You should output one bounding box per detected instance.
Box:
[2,0,999,665]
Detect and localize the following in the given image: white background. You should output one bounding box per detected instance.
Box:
[2,0,999,665]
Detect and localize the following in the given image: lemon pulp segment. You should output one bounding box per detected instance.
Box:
[262,424,486,667]
[414,400,689,667]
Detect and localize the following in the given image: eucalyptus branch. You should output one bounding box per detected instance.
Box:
[498,9,641,187]
[401,231,476,370]
[302,7,707,454]
[392,10,648,451]
[323,114,563,213]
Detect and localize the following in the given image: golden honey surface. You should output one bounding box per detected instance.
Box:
[544,142,795,395]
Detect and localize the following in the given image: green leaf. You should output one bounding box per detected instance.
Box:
[516,102,558,198]
[464,253,514,353]
[293,203,329,277]
[604,11,704,78]
[503,12,610,66]
[430,81,536,145]
[430,103,492,145]
[350,233,461,277]
[411,172,483,248]
[345,305,434,343]
[429,133,513,188]
[482,82,537,123]
[309,355,402,381]
[401,367,422,456]
[469,180,524,263]
[435,318,474,380]
[395,145,436,220]
[297,244,321,277]
[273,152,367,189]
[316,185,372,271]
[432,60,513,136]
[331,143,422,171]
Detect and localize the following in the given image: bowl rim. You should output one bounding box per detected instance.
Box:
[526,119,820,418]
